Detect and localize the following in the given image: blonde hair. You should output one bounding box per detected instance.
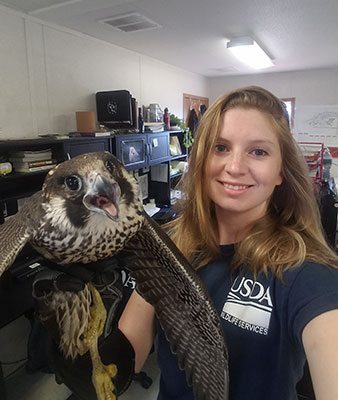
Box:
[169,86,338,277]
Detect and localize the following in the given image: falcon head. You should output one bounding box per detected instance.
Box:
[42,151,140,227]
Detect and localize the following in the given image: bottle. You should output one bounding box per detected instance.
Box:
[138,107,144,133]
[164,107,170,131]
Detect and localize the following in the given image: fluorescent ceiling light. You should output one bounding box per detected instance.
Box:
[226,37,274,69]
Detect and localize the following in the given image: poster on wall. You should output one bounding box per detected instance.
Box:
[294,105,338,145]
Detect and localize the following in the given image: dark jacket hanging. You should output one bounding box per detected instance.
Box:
[188,109,199,136]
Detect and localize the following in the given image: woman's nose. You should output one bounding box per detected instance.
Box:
[224,151,248,175]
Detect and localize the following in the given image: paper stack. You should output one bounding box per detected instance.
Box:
[9,149,57,173]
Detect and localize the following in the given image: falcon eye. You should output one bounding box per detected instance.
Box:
[105,160,116,175]
[64,175,82,191]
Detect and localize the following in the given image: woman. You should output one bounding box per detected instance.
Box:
[119,86,338,399]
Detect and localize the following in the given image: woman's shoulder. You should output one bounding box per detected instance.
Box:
[279,260,338,300]
[279,261,338,343]
[283,260,338,281]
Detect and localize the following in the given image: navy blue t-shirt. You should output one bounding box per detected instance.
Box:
[156,245,338,400]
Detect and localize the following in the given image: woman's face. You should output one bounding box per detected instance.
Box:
[206,108,283,222]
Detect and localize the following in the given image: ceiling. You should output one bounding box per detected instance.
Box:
[1,0,338,77]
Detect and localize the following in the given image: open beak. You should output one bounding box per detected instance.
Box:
[83,175,120,221]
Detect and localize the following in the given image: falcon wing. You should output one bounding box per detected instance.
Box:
[126,212,229,400]
[0,192,41,275]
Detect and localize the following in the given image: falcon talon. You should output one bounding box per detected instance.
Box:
[82,284,107,345]
[105,363,117,377]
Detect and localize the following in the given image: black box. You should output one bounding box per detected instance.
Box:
[96,90,134,128]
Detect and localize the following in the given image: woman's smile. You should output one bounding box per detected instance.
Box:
[221,181,253,191]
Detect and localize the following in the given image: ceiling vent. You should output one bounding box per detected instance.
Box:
[210,66,239,74]
[102,13,161,33]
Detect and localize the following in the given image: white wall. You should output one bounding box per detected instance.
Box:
[208,68,338,105]
[0,5,208,139]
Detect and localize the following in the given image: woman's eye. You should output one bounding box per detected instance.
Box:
[105,160,115,174]
[215,144,228,153]
[251,149,267,157]
[64,175,82,191]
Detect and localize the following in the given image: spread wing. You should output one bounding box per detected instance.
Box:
[0,192,41,275]
[125,212,229,400]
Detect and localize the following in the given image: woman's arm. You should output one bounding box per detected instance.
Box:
[302,309,338,400]
[118,290,156,372]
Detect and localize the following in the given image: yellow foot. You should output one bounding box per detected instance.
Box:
[82,284,107,348]
[92,363,118,400]
[81,284,118,400]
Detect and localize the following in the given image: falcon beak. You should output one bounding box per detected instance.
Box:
[83,175,120,221]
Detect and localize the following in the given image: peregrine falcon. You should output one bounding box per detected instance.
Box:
[0,151,229,400]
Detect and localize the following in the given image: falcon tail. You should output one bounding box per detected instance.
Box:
[125,212,229,400]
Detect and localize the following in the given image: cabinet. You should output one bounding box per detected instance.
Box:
[112,132,170,170]
[64,137,111,159]
[111,131,187,207]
